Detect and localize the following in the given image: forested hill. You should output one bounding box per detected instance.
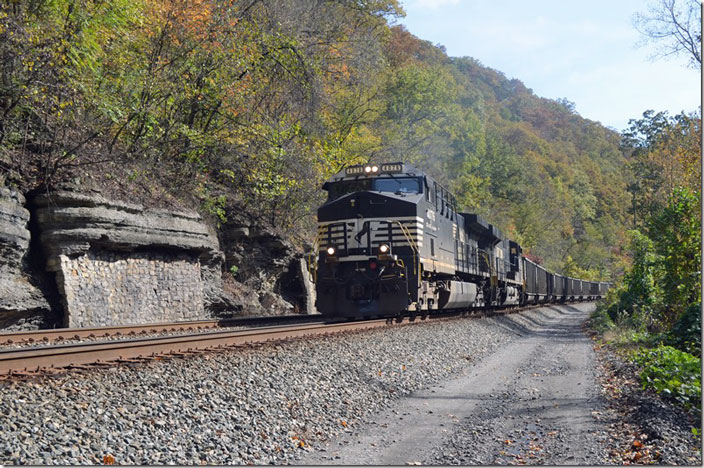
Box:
[381,28,630,278]
[1,0,631,279]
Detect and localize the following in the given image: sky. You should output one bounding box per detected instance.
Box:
[397,0,701,132]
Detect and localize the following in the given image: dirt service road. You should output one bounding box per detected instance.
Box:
[300,303,610,465]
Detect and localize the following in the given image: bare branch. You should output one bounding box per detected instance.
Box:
[633,0,701,68]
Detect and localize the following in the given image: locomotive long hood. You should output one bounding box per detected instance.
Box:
[317,191,419,222]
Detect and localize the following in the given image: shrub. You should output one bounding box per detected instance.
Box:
[667,303,702,355]
[634,345,701,413]
[590,305,615,334]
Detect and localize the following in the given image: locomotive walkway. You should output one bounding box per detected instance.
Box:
[300,303,610,465]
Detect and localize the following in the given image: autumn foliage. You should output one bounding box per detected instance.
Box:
[1,0,696,283]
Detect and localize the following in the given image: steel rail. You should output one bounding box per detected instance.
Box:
[0,302,594,377]
[0,314,326,345]
[0,316,428,375]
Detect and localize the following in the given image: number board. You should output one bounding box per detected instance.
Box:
[345,166,365,175]
[380,163,403,173]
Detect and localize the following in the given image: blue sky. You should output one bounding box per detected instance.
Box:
[397,0,701,131]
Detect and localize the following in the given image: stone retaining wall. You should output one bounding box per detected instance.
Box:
[55,251,204,327]
[0,187,313,330]
[34,190,223,328]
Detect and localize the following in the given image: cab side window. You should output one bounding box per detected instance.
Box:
[440,188,446,216]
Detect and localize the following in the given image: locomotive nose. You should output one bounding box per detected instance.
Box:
[318,191,417,222]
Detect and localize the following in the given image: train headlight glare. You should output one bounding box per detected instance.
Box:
[364,165,372,173]
[371,165,379,173]
[379,244,389,254]
[326,246,336,256]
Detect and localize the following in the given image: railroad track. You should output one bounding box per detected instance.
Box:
[0,302,592,380]
[0,314,325,346]
[0,313,459,380]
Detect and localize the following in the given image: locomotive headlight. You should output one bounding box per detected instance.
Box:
[379,244,389,254]
[364,165,372,174]
[326,246,336,256]
[371,165,379,173]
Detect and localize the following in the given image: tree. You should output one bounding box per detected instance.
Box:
[648,187,701,324]
[633,0,702,68]
[622,110,701,224]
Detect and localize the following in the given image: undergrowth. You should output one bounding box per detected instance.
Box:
[590,301,702,416]
[633,346,701,415]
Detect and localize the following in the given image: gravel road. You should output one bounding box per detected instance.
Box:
[300,302,610,465]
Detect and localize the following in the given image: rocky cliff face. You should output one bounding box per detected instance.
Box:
[0,186,314,330]
[31,190,233,327]
[221,223,315,315]
[0,187,53,329]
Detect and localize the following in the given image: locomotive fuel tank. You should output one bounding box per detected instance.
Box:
[437,281,478,309]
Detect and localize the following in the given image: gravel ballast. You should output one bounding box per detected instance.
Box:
[1,302,700,465]
[1,309,520,464]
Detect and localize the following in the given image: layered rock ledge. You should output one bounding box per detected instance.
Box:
[0,187,52,329]
[33,191,227,327]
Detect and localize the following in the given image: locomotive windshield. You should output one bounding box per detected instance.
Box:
[327,179,373,200]
[373,177,421,194]
[326,177,422,201]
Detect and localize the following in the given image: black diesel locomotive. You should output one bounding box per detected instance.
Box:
[314,162,609,317]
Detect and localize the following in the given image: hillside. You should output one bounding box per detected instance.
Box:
[1,0,631,279]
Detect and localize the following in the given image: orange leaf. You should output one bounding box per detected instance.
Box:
[103,454,115,465]
[341,420,347,427]
[633,440,643,448]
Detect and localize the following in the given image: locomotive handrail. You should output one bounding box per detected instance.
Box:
[393,220,421,290]
[393,221,418,273]
[309,221,348,284]
[479,249,494,275]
